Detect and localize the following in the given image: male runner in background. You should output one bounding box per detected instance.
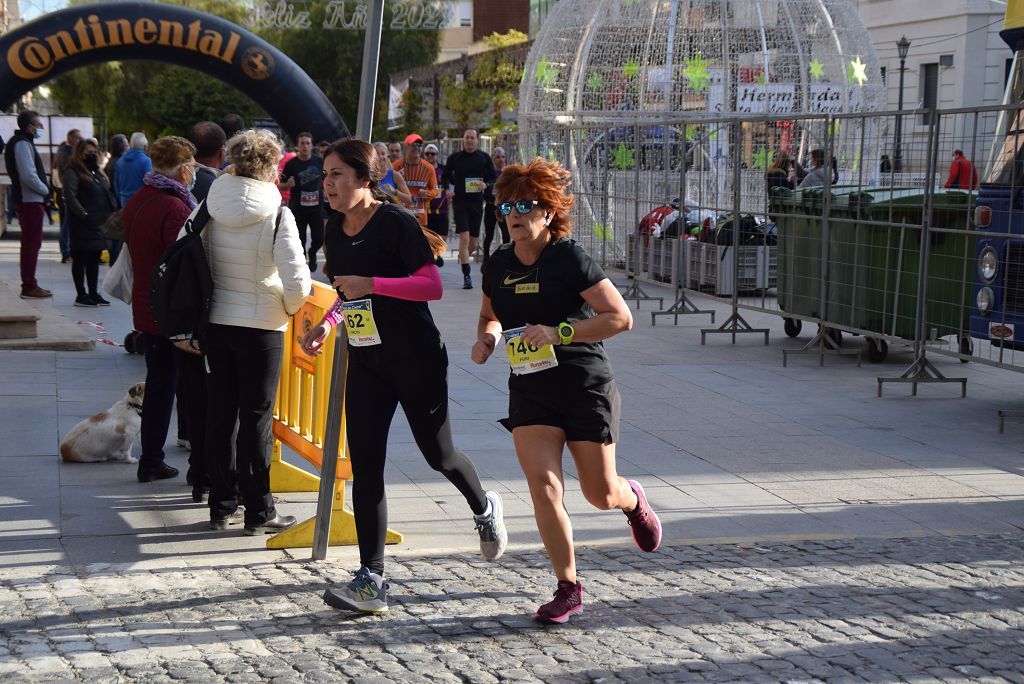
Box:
[442,129,497,289]
[279,132,324,269]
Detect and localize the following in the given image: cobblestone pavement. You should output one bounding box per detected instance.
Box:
[2,534,1023,683]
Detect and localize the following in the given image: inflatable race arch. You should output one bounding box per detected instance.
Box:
[0,2,349,141]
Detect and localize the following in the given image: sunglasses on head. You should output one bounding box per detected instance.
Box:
[497,199,544,217]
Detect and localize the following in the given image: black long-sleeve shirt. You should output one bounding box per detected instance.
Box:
[441,149,497,204]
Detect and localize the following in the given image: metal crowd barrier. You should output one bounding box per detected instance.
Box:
[514,104,1024,411]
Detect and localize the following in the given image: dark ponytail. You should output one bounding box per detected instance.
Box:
[326,138,447,258]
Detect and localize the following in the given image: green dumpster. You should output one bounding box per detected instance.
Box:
[771,186,826,319]
[769,186,975,341]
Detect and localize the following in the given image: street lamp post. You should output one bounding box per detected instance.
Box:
[894,35,911,173]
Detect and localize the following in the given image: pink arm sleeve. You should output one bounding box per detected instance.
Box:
[318,263,443,332]
[373,263,443,301]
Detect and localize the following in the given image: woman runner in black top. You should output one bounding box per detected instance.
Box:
[299,139,506,613]
[472,158,663,624]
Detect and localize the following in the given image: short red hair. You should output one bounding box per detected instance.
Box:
[494,157,574,238]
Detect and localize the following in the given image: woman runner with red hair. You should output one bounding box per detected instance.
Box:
[472,157,663,624]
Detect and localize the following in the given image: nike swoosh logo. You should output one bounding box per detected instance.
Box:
[503,274,532,285]
[352,240,364,245]
[429,403,443,415]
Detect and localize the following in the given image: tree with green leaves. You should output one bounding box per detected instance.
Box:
[437,31,527,136]
[257,0,440,141]
[45,0,440,143]
[471,30,528,132]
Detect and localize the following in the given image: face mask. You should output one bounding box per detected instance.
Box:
[185,170,196,192]
[84,154,99,170]
[33,129,42,140]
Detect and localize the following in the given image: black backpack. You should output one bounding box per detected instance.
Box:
[149,202,213,345]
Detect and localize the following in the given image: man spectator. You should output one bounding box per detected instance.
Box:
[944,149,979,190]
[221,113,245,140]
[115,132,152,206]
[52,128,81,262]
[279,131,324,269]
[187,121,226,202]
[392,133,438,234]
[3,110,52,298]
[442,128,497,289]
[387,141,402,164]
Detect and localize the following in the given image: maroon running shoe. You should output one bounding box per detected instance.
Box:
[626,480,662,552]
[534,580,583,624]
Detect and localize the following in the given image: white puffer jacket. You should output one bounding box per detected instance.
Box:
[190,173,311,331]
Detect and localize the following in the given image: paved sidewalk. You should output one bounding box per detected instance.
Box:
[1,535,1023,683]
[1,231,1023,681]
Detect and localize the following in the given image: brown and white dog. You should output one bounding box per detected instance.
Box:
[59,383,145,463]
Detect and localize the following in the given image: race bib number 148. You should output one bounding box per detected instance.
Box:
[502,326,558,375]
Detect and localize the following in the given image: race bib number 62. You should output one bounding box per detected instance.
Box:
[502,326,558,375]
[343,299,382,347]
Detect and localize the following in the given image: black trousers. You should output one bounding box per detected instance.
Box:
[176,349,209,488]
[482,202,508,258]
[140,334,178,467]
[204,324,283,526]
[70,249,101,298]
[294,207,324,264]
[346,346,487,575]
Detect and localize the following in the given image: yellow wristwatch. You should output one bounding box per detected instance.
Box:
[557,321,575,345]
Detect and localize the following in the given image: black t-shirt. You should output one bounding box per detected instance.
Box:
[442,150,497,203]
[324,202,440,358]
[482,238,612,392]
[282,154,323,212]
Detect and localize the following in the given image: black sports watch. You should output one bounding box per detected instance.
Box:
[557,322,575,345]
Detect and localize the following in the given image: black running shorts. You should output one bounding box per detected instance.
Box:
[453,200,484,236]
[500,380,620,445]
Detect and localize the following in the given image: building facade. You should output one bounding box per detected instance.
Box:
[855,0,1008,165]
[437,0,530,63]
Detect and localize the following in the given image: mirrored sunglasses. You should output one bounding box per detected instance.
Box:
[497,199,543,217]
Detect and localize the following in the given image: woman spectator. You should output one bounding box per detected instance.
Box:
[123,136,198,483]
[203,130,311,535]
[62,138,115,307]
[471,158,662,624]
[765,150,797,191]
[300,139,504,613]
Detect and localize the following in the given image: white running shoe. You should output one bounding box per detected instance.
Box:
[323,567,389,612]
[475,490,508,561]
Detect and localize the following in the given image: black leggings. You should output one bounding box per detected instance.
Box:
[346,346,487,575]
[482,203,508,258]
[71,249,101,298]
